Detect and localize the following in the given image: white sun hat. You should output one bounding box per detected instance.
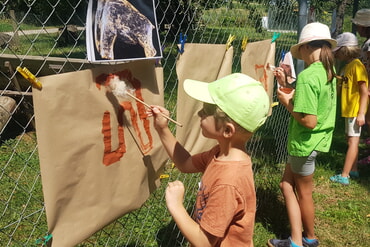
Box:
[332,32,358,52]
[290,22,337,60]
[352,9,370,27]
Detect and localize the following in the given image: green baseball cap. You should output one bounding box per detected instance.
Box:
[184,73,270,132]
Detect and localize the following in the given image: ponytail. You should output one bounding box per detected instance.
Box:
[308,40,337,82]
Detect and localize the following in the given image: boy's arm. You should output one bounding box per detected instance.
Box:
[166,181,218,247]
[150,106,200,173]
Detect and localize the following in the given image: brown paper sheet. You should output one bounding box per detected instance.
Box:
[241,39,276,112]
[175,44,233,154]
[33,60,167,246]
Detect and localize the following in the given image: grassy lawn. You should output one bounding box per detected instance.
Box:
[253,163,370,246]
[0,19,43,32]
[1,128,369,246]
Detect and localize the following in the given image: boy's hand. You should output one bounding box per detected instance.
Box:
[165,180,185,212]
[147,105,170,130]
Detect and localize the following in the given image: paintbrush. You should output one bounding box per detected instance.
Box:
[266,63,277,72]
[108,76,183,127]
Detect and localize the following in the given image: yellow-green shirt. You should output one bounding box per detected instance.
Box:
[288,62,337,156]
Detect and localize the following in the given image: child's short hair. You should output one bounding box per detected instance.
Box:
[213,107,249,134]
[200,103,249,133]
[336,46,361,59]
[333,32,361,59]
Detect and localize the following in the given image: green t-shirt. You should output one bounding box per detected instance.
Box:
[288,62,337,156]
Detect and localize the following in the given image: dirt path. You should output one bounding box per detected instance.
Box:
[2,26,85,36]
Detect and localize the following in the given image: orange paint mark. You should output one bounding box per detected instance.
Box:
[95,73,109,89]
[254,64,269,91]
[102,110,126,166]
[98,70,154,165]
[120,101,152,154]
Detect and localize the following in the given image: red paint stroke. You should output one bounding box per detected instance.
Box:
[102,110,126,166]
[120,101,153,153]
[254,64,269,91]
[97,70,154,166]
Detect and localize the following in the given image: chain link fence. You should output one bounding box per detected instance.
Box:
[0,0,368,246]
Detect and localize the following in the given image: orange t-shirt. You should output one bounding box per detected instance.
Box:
[192,145,256,247]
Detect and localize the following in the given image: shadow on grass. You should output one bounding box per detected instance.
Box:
[318,118,370,192]
[255,186,290,239]
[156,220,185,247]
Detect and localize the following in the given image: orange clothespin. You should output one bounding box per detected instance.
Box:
[16,66,42,90]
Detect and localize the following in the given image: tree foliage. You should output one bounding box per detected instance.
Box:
[155,0,199,38]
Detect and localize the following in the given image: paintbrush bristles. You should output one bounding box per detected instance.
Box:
[108,75,183,127]
[109,76,135,100]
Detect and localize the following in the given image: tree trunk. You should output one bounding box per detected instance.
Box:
[333,0,348,37]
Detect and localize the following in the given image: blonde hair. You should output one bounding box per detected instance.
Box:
[199,103,250,134]
[336,46,361,59]
[213,107,250,134]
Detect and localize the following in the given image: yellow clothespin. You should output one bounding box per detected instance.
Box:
[226,34,235,50]
[271,102,279,107]
[160,174,170,179]
[16,66,42,90]
[241,36,248,51]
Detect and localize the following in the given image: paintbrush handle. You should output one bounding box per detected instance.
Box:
[126,92,183,127]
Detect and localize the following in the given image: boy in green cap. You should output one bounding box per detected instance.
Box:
[147,73,270,246]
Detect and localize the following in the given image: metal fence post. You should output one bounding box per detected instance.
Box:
[297,0,308,74]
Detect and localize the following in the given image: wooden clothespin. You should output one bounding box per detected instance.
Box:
[159,174,170,179]
[226,34,235,50]
[241,36,248,51]
[16,66,42,90]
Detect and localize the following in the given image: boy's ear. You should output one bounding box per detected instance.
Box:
[223,123,236,138]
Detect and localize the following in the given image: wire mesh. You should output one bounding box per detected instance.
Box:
[0,0,369,246]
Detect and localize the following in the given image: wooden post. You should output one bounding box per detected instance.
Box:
[0,96,16,132]
[9,10,19,47]
[4,61,35,128]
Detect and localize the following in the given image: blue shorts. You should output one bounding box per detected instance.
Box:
[287,151,318,176]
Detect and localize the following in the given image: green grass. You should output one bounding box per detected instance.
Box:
[2,33,86,59]
[0,19,43,32]
[1,127,369,246]
[253,163,370,246]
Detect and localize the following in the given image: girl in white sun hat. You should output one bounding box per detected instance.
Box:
[268,22,337,247]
